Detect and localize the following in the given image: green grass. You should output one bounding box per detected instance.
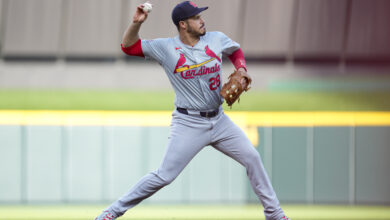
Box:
[0,204,389,220]
[0,89,390,111]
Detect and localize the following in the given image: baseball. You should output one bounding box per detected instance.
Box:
[142,2,152,13]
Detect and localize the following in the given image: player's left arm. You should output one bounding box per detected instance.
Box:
[227,48,251,88]
[217,31,252,89]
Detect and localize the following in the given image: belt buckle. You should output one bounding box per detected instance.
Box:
[200,109,217,118]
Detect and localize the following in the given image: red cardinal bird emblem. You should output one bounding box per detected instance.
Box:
[205,45,221,63]
[174,53,187,73]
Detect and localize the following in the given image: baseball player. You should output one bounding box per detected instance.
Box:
[95,1,289,220]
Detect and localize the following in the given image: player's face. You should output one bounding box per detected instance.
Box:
[185,14,206,37]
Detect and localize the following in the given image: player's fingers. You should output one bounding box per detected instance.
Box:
[136,5,147,14]
[133,5,148,23]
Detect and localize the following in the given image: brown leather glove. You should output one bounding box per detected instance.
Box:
[220,70,252,107]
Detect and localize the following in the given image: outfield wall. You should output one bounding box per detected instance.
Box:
[0,111,389,205]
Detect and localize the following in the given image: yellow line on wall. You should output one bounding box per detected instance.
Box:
[0,110,389,126]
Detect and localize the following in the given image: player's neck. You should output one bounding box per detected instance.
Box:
[179,32,200,47]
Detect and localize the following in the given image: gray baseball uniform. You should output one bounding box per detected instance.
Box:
[107,32,285,220]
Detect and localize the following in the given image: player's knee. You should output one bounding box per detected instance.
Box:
[154,172,176,186]
[244,150,261,166]
[251,152,261,162]
[153,169,178,186]
[160,175,176,186]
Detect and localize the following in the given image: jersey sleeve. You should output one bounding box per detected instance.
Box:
[216,31,241,56]
[121,39,144,57]
[141,38,169,63]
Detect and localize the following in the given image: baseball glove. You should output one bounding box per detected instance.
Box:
[220,70,252,107]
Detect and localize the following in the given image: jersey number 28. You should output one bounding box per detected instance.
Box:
[209,74,220,90]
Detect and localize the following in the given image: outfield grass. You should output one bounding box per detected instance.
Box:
[0,89,389,111]
[0,204,389,220]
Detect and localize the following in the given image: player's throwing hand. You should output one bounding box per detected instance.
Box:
[133,3,151,23]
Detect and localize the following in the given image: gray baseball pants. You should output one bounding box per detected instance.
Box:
[108,108,285,220]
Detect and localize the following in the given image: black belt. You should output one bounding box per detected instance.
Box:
[177,107,219,118]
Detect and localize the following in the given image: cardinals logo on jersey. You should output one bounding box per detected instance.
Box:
[174,53,188,74]
[205,45,221,63]
[174,45,221,79]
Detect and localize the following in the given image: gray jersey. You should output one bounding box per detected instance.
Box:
[141,31,240,111]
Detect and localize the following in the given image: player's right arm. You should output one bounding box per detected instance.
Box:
[120,4,167,63]
[121,4,148,47]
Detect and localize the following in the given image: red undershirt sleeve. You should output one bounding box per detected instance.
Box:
[227,48,247,71]
[121,39,145,57]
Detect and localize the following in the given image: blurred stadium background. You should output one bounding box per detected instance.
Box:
[0,0,390,219]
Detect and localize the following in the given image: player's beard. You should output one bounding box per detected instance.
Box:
[187,23,206,38]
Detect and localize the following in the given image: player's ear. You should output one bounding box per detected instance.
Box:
[179,20,186,30]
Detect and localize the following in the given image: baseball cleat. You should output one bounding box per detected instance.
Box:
[95,210,116,220]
